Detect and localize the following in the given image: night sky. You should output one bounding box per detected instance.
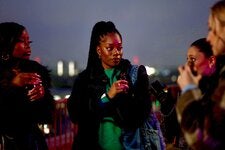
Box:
[0,0,215,72]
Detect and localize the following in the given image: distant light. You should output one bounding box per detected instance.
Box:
[145,66,156,76]
[132,56,139,65]
[57,61,63,76]
[68,61,75,76]
[65,95,70,99]
[171,75,177,82]
[54,95,61,100]
[161,69,171,76]
[43,124,50,134]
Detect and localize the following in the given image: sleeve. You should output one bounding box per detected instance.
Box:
[135,65,152,118]
[0,67,25,108]
[67,75,84,123]
[175,87,209,147]
[68,73,109,123]
[98,93,110,107]
[119,65,151,128]
[28,64,55,124]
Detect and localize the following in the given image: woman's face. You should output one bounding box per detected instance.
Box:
[12,29,32,60]
[97,32,123,69]
[187,46,215,76]
[207,14,225,56]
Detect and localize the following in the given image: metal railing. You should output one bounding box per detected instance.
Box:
[45,84,180,150]
[45,98,77,150]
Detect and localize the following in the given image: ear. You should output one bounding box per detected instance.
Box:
[96,46,101,55]
[209,56,216,68]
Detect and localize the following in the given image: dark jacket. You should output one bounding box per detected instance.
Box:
[0,58,55,150]
[176,55,225,150]
[67,59,151,150]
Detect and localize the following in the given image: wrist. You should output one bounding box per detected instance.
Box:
[181,84,197,94]
[106,93,112,100]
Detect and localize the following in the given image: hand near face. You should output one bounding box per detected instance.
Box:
[107,79,129,99]
[177,64,202,90]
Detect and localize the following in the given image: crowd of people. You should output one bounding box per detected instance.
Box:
[0,0,225,150]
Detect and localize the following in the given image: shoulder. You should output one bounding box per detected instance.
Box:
[77,69,89,79]
[138,65,147,74]
[216,55,225,77]
[138,64,146,69]
[119,58,146,73]
[18,59,49,71]
[119,59,131,68]
[29,60,50,71]
[73,69,89,84]
[129,64,147,76]
[18,59,51,83]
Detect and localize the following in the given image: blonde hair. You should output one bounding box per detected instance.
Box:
[210,1,225,28]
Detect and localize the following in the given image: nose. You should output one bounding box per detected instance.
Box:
[206,32,212,44]
[25,41,32,48]
[26,41,32,45]
[25,44,30,50]
[113,47,122,54]
[187,58,194,66]
[114,48,119,54]
[187,61,192,66]
[113,50,122,58]
[206,34,209,42]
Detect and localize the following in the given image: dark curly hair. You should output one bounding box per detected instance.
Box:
[0,22,25,61]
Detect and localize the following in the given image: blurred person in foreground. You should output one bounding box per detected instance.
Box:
[167,38,216,150]
[163,38,217,150]
[176,1,225,149]
[67,21,165,150]
[0,22,54,150]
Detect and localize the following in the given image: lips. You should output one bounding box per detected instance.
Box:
[24,52,31,57]
[113,58,121,63]
[22,52,31,59]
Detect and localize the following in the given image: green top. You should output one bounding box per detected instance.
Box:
[101,68,120,103]
[98,68,122,150]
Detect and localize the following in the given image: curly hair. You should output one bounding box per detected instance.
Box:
[0,22,25,61]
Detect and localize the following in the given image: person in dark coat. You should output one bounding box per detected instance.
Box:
[0,22,55,150]
[67,21,165,150]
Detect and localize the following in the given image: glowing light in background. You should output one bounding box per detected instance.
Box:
[57,61,64,76]
[43,124,50,134]
[145,66,156,76]
[68,61,75,76]
[54,95,61,101]
[65,95,70,99]
[132,56,139,65]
